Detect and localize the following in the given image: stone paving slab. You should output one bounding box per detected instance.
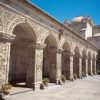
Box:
[10,75,100,100]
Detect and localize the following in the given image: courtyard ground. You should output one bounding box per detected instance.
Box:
[10,75,100,100]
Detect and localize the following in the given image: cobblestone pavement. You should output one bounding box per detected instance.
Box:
[10,75,100,100]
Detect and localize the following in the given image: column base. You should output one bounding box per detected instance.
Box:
[90,73,93,76]
[32,82,42,90]
[79,75,82,79]
[2,94,10,100]
[56,79,62,85]
[94,73,97,75]
[70,77,74,81]
[86,74,88,77]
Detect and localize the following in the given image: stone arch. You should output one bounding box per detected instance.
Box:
[74,46,80,55]
[73,46,80,77]
[43,34,58,83]
[7,17,26,34]
[7,18,37,39]
[37,29,50,43]
[62,40,71,79]
[59,38,71,49]
[9,19,37,88]
[42,32,58,46]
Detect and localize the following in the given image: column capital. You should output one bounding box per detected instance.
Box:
[84,55,88,59]
[90,58,93,60]
[69,52,74,56]
[57,48,64,54]
[28,42,47,49]
[35,43,47,49]
[94,58,97,61]
[63,51,74,56]
[75,54,82,58]
[49,48,64,54]
[0,32,16,41]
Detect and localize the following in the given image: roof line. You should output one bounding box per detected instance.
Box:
[25,0,98,50]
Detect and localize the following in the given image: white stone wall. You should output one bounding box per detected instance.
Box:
[85,23,92,39]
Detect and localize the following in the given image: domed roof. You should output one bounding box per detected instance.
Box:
[70,16,84,24]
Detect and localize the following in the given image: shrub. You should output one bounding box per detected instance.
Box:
[0,82,12,91]
[97,70,100,74]
[73,74,77,77]
[82,72,86,76]
[61,75,66,79]
[43,78,50,83]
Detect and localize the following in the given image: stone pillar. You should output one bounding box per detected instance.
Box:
[90,59,93,75]
[85,56,88,76]
[0,32,15,84]
[79,55,82,78]
[93,59,97,75]
[33,43,46,90]
[56,48,63,84]
[69,53,74,81]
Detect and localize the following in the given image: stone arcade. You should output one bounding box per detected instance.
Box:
[0,0,99,90]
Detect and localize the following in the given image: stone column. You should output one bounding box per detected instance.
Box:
[79,55,82,79]
[85,56,88,76]
[69,53,74,81]
[33,43,46,90]
[90,58,93,75]
[56,48,63,84]
[93,59,97,75]
[0,32,15,84]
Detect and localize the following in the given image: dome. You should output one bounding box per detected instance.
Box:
[70,16,84,24]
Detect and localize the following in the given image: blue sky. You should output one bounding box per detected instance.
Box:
[30,0,100,25]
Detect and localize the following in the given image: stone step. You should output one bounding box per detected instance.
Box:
[10,88,33,95]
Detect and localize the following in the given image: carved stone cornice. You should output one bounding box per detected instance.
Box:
[0,32,16,41]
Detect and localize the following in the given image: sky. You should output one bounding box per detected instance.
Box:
[30,0,100,25]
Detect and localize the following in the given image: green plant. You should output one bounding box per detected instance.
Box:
[82,72,86,76]
[0,82,12,91]
[61,75,66,79]
[73,74,77,77]
[97,70,100,74]
[43,78,50,83]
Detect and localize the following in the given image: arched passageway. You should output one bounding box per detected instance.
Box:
[43,35,57,83]
[9,23,36,87]
[62,41,71,79]
[73,46,80,77]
